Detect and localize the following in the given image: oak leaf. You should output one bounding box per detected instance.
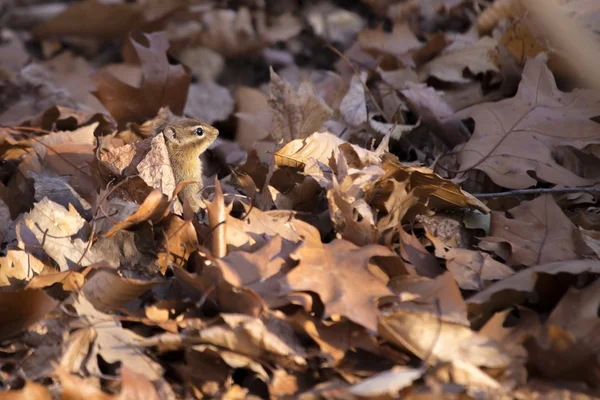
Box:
[93,32,191,125]
[418,37,499,83]
[451,54,600,189]
[281,224,402,332]
[427,233,514,291]
[379,309,513,368]
[479,195,579,267]
[268,68,333,143]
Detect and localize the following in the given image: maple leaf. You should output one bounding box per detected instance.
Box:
[450,53,600,189]
[93,32,191,125]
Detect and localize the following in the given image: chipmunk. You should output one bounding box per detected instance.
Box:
[156,117,219,212]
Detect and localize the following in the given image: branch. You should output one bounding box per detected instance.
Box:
[473,187,600,199]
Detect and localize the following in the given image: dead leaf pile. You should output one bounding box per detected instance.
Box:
[2,0,600,398]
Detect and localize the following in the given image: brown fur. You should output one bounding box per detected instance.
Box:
[158,117,219,212]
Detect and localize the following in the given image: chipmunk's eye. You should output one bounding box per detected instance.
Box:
[195,127,204,136]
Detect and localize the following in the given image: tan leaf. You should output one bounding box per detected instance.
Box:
[358,23,421,57]
[196,314,307,370]
[0,381,52,400]
[22,124,97,200]
[104,189,170,238]
[479,195,579,267]
[339,73,367,127]
[213,235,291,295]
[379,309,513,368]
[234,86,272,149]
[22,198,99,271]
[418,37,499,83]
[93,32,191,125]
[373,159,489,214]
[0,250,48,287]
[348,366,425,397]
[282,223,402,332]
[156,214,200,273]
[197,8,263,57]
[72,294,164,382]
[427,233,514,291]
[224,206,304,251]
[205,179,228,258]
[268,68,332,143]
[286,312,379,364]
[524,279,600,384]
[274,131,380,169]
[82,269,162,312]
[451,53,600,189]
[467,259,600,321]
[389,272,469,325]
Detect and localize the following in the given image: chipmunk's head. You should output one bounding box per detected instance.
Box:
[162,119,219,155]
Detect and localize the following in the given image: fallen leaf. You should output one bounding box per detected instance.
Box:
[379,309,514,368]
[0,288,57,341]
[525,278,600,384]
[104,189,170,237]
[467,259,600,322]
[348,366,425,397]
[358,23,421,58]
[33,0,142,39]
[184,81,234,125]
[479,195,580,267]
[281,223,403,332]
[268,68,333,143]
[93,32,191,125]
[427,232,514,291]
[72,294,164,382]
[82,269,162,312]
[196,314,307,370]
[418,36,499,83]
[339,73,367,127]
[0,381,52,400]
[451,53,600,189]
[0,250,48,287]
[22,198,99,271]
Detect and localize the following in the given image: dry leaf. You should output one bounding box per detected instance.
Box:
[467,259,600,321]
[0,381,52,400]
[418,36,499,83]
[33,0,142,39]
[358,23,421,58]
[22,198,99,271]
[479,195,580,267]
[72,294,164,382]
[281,223,402,332]
[268,68,333,143]
[184,81,234,125]
[0,250,48,287]
[82,269,162,312]
[93,32,191,125]
[427,232,514,291]
[451,53,600,189]
[0,288,57,341]
[380,309,514,368]
[339,72,368,127]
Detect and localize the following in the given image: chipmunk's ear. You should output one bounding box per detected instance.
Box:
[163,126,177,142]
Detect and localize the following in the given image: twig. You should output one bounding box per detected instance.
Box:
[473,187,600,199]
